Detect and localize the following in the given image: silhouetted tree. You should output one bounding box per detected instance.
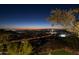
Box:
[48,8,79,30]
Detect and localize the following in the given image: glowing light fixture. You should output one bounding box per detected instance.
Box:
[59,34,66,37]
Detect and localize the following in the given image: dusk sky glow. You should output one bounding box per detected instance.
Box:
[0,4,79,29]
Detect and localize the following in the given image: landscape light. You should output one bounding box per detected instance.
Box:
[59,34,66,37]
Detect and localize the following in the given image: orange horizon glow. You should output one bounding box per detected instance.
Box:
[16,27,52,30]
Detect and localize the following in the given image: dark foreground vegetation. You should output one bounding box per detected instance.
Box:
[0,29,79,55]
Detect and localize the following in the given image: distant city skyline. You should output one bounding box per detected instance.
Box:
[0,4,79,29]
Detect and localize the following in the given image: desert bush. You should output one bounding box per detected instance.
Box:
[7,39,32,55]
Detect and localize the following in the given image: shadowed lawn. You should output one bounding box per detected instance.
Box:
[51,49,73,55]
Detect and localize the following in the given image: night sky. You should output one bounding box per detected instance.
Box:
[0,4,79,29]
